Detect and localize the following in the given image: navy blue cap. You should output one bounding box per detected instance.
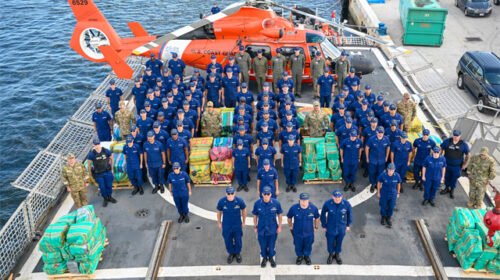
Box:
[144,101,151,107]
[389,104,397,110]
[263,82,270,87]
[257,49,263,54]
[130,125,137,132]
[365,85,371,90]
[226,67,233,73]
[316,51,321,56]
[95,102,103,109]
[183,100,190,106]
[262,186,272,194]
[239,45,244,51]
[345,117,353,124]
[170,129,178,135]
[209,73,216,78]
[362,99,369,105]
[193,69,200,73]
[238,125,245,131]
[281,83,289,88]
[109,79,116,85]
[263,159,270,165]
[261,122,269,127]
[211,54,216,59]
[241,82,248,88]
[368,111,375,117]
[423,129,430,135]
[351,81,359,86]
[237,139,243,145]
[191,76,198,81]
[332,190,342,197]
[294,47,300,51]
[126,135,134,143]
[276,48,281,53]
[338,104,346,109]
[162,97,168,103]
[146,67,152,71]
[174,74,180,79]
[188,82,195,87]
[341,50,348,56]
[286,110,292,116]
[176,120,183,126]
[150,53,155,57]
[153,121,160,128]
[140,109,146,114]
[350,67,356,73]
[342,85,349,91]
[239,96,246,102]
[263,110,270,115]
[173,162,180,168]
[432,146,441,153]
[376,126,385,133]
[387,163,395,170]
[171,84,178,89]
[167,93,173,97]
[229,56,235,61]
[156,77,162,82]
[288,134,296,141]
[134,77,141,83]
[157,111,165,117]
[453,130,461,136]
[286,122,293,128]
[147,88,154,94]
[147,131,155,137]
[401,132,408,139]
[383,101,390,107]
[238,105,245,111]
[299,193,310,200]
[92,138,100,145]
[226,186,235,193]
[177,109,184,113]
[237,116,244,121]
[390,120,398,126]
[377,95,384,101]
[262,138,269,144]
[171,52,178,58]
[282,71,288,76]
[370,117,378,123]
[350,130,358,137]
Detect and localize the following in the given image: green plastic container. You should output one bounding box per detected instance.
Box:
[400,0,448,46]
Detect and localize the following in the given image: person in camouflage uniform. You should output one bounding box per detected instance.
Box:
[467,147,496,209]
[201,101,222,137]
[290,48,305,97]
[334,51,350,90]
[311,51,326,94]
[303,101,330,137]
[252,49,268,93]
[396,93,417,132]
[62,153,89,208]
[114,101,136,139]
[271,48,287,94]
[235,45,252,85]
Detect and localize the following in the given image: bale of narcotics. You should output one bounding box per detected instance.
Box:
[211,159,234,175]
[76,205,96,223]
[66,219,103,246]
[189,163,211,183]
[454,229,483,270]
[112,153,128,182]
[110,141,125,153]
[211,173,232,183]
[190,137,213,148]
[190,148,211,164]
[325,132,336,144]
[209,147,232,161]
[220,111,234,136]
[43,261,68,275]
[213,137,233,147]
[39,223,70,253]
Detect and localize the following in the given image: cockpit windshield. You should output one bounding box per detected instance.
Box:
[320,37,341,60]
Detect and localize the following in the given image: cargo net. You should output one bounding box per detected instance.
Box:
[395,49,469,123]
[12,151,62,198]
[46,121,95,161]
[71,94,109,126]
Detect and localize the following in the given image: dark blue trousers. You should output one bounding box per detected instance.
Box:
[222,229,243,254]
[173,194,189,215]
[369,162,385,185]
[445,165,461,190]
[127,167,143,188]
[424,179,440,201]
[258,234,277,258]
[320,95,331,108]
[379,195,397,217]
[413,163,423,183]
[343,162,358,184]
[234,169,249,186]
[284,167,299,186]
[293,235,314,257]
[395,162,408,182]
[148,166,165,185]
[95,171,113,198]
[326,231,345,254]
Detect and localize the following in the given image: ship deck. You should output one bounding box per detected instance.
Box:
[15,48,496,280]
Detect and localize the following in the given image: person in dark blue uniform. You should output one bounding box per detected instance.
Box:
[105,79,123,116]
[136,109,154,139]
[152,121,169,147]
[335,117,358,146]
[168,53,186,79]
[146,53,163,77]
[390,132,412,192]
[92,102,113,142]
[255,138,276,169]
[439,130,470,199]
[161,68,174,93]
[176,121,192,144]
[204,73,222,108]
[385,120,402,144]
[343,68,360,89]
[279,122,300,149]
[382,104,404,129]
[132,77,148,114]
[167,162,192,223]
[281,135,302,193]
[252,186,283,268]
[222,68,240,107]
[144,101,157,120]
[257,83,276,102]
[287,193,320,265]
[123,135,144,195]
[257,159,279,198]
[422,146,447,206]
[233,126,253,154]
[143,131,166,194]
[233,139,251,192]
[412,129,436,190]
[206,55,223,75]
[156,112,170,132]
[366,126,391,192]
[87,139,116,207]
[159,98,176,122]
[175,109,195,136]
[277,72,294,94]
[377,163,401,228]
[224,56,241,77]
[279,110,300,132]
[316,69,336,108]
[364,85,376,105]
[372,95,385,119]
[340,130,363,192]
[181,100,199,133]
[217,186,247,264]
[321,190,352,265]
[211,2,221,14]
[237,83,254,110]
[361,117,379,177]
[166,129,189,171]
[256,122,274,147]
[235,97,253,118]
[143,67,157,89]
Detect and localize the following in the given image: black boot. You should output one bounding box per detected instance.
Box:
[237,185,243,192]
[412,182,419,189]
[139,187,144,195]
[184,214,190,223]
[335,253,343,265]
[235,254,242,263]
[227,254,235,264]
[102,198,108,208]
[292,185,297,192]
[160,184,165,194]
[327,253,335,264]
[261,257,268,268]
[449,189,454,199]
[178,215,184,223]
[350,183,356,192]
[440,188,450,195]
[269,257,276,268]
[286,185,291,192]
[400,185,404,194]
[418,182,423,191]
[370,185,375,193]
[386,217,392,228]
[422,199,428,206]
[108,196,117,203]
[304,256,312,265]
[344,184,349,191]
[296,256,303,265]
[363,169,369,177]
[152,185,159,194]
[244,186,249,192]
[429,200,435,207]
[381,216,386,225]
[132,188,139,195]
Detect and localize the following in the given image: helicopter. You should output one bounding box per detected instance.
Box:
[68,0,396,80]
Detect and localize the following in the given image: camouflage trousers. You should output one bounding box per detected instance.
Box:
[70,189,88,209]
[467,181,486,209]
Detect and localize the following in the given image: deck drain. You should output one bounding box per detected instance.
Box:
[172,236,177,240]
[135,208,150,218]
[360,233,366,238]
[195,226,202,231]
[465,37,482,42]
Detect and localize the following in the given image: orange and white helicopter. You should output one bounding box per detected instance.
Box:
[69,0,396,81]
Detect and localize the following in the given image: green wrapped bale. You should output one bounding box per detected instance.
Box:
[328,159,340,170]
[325,132,336,143]
[474,246,498,270]
[42,251,64,265]
[302,172,317,180]
[317,159,327,171]
[316,142,326,160]
[43,261,68,275]
[57,212,76,226]
[330,168,342,181]
[447,222,463,252]
[112,153,128,182]
[76,205,96,223]
[39,222,70,253]
[318,170,331,179]
[78,253,101,274]
[476,221,500,249]
[220,111,234,136]
[69,226,106,257]
[326,143,339,160]
[67,218,103,246]
[455,229,483,270]
[452,208,478,231]
[486,259,500,275]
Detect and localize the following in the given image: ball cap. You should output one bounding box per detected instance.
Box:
[262,138,269,144]
[147,131,155,137]
[126,135,134,143]
[153,121,160,128]
[432,146,441,153]
[207,101,214,107]
[377,95,384,101]
[453,130,461,136]
[299,193,310,200]
[170,129,178,135]
[288,134,296,141]
[226,186,235,194]
[345,117,353,124]
[332,190,342,197]
[370,117,378,123]
[263,82,270,87]
[67,153,76,159]
[237,139,243,145]
[389,104,397,110]
[313,101,320,106]
[263,159,270,165]
[95,102,103,109]
[350,67,356,73]
[376,126,385,133]
[241,82,248,88]
[365,85,371,90]
[342,85,349,91]
[173,162,180,168]
[286,122,293,128]
[262,186,272,194]
[387,163,396,170]
[226,67,233,73]
[401,132,408,139]
[349,130,358,137]
[93,138,101,145]
[239,45,245,51]
[109,79,116,85]
[210,54,216,59]
[338,103,346,109]
[423,129,430,135]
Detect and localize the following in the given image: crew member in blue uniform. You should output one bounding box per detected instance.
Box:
[287,193,320,265]
[366,126,391,192]
[385,120,402,144]
[168,52,186,79]
[166,129,189,171]
[340,130,363,192]
[168,162,192,223]
[224,56,241,77]
[123,135,144,196]
[422,146,447,206]
[143,67,157,89]
[204,73,222,107]
[377,163,401,228]
[211,3,221,14]
[92,102,113,142]
[233,125,253,154]
[206,55,223,75]
[255,138,276,169]
[281,135,302,193]
[257,159,279,198]
[132,77,147,114]
[321,190,352,265]
[390,132,412,192]
[161,68,174,93]
[152,121,169,148]
[439,130,470,199]
[175,109,195,136]
[176,121,192,143]
[136,109,154,139]
[382,104,404,129]
[256,122,274,147]
[335,117,358,145]
[361,117,379,177]
[233,139,251,192]
[412,129,436,190]
[159,98,176,122]
[316,69,336,108]
[252,186,283,268]
[221,68,240,107]
[87,139,116,207]
[146,53,163,77]
[277,72,294,94]
[279,122,300,149]
[343,67,360,89]
[364,85,376,104]
[144,101,157,120]
[257,82,276,102]
[217,186,247,264]
[105,79,123,116]
[143,131,166,194]
[372,95,385,119]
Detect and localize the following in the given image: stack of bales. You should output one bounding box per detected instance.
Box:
[302,138,326,180]
[447,207,499,274]
[325,132,342,181]
[210,137,233,183]
[189,137,213,184]
[220,108,234,136]
[40,205,107,275]
[110,141,128,183]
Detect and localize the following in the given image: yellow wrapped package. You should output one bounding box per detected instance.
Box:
[211,159,234,175]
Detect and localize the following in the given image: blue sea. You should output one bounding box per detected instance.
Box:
[0,0,341,227]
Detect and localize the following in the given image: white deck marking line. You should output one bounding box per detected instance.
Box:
[18,196,75,279]
[28,265,500,279]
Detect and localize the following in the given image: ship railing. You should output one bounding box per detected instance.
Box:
[0,57,144,280]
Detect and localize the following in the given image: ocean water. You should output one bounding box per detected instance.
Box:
[0,0,341,227]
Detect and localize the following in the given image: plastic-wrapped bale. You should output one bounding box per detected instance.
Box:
[190,137,213,148]
[318,170,331,179]
[78,255,101,274]
[447,222,464,252]
[190,148,211,165]
[326,143,339,161]
[110,141,125,153]
[325,132,336,144]
[317,159,327,171]
[57,212,77,226]
[303,163,317,174]
[486,259,500,275]
[39,222,70,253]
[303,172,317,180]
[209,147,232,161]
[213,137,233,147]
[211,159,234,175]
[189,163,211,183]
[409,117,423,134]
[330,168,342,181]
[328,159,340,170]
[220,111,234,136]
[452,208,478,232]
[316,141,326,160]
[67,218,103,246]
[43,261,68,275]
[72,228,107,262]
[42,251,64,265]
[76,205,96,223]
[454,229,483,270]
[211,173,232,183]
[476,219,500,248]
[112,153,128,182]
[474,245,498,271]
[302,140,317,163]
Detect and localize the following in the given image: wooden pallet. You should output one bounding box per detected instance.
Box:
[304,179,343,185]
[112,181,133,190]
[195,180,232,187]
[463,268,493,275]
